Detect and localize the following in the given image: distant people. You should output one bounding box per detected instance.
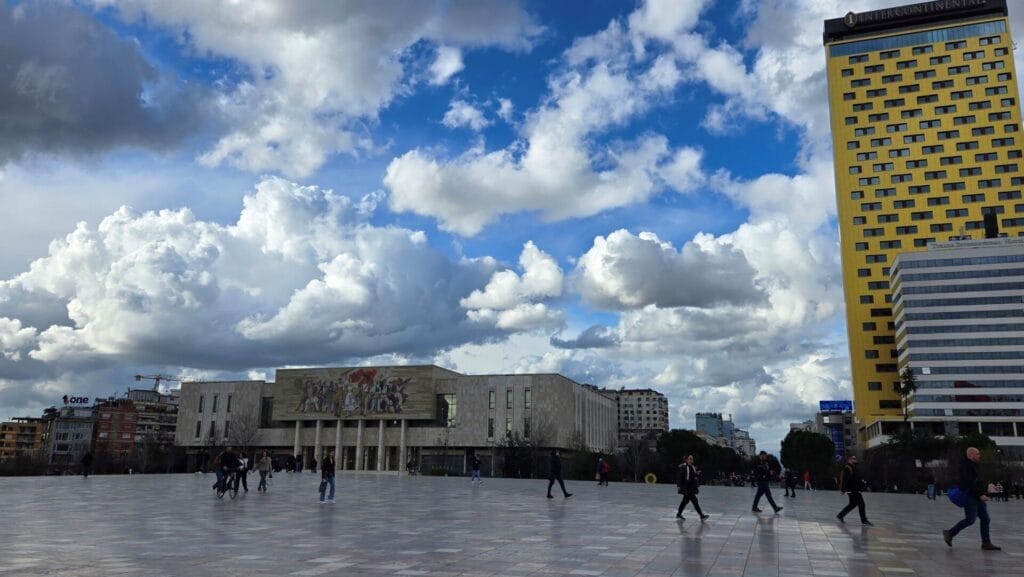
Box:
[596,457,610,486]
[219,446,241,493]
[836,455,872,525]
[80,452,93,478]
[257,450,272,492]
[310,456,318,474]
[676,455,709,521]
[751,451,782,514]
[784,469,798,498]
[546,449,572,499]
[296,454,304,473]
[803,470,812,491]
[319,450,336,504]
[944,447,1001,550]
[407,459,417,475]
[471,455,483,485]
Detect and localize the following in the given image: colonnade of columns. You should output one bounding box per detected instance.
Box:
[293,418,409,471]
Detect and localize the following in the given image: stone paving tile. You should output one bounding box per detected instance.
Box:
[1,474,1023,576]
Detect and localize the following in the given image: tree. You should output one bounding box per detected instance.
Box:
[897,366,918,421]
[228,409,262,458]
[780,430,835,483]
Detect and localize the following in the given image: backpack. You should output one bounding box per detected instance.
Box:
[947,485,967,508]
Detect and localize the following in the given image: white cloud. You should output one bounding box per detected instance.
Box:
[385,9,706,235]
[430,46,465,85]
[461,241,564,331]
[88,0,541,177]
[442,100,491,131]
[0,318,36,361]
[496,98,514,122]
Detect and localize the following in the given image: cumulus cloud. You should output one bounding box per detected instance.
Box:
[461,241,564,331]
[575,229,765,310]
[0,177,570,417]
[88,0,541,177]
[385,8,710,235]
[496,98,515,122]
[0,3,206,164]
[430,46,465,85]
[442,100,491,131]
[550,325,618,350]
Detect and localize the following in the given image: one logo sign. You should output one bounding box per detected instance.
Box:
[844,11,857,28]
[62,395,90,405]
[819,400,853,413]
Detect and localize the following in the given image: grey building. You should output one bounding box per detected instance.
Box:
[175,366,617,475]
[601,388,669,445]
[882,236,1024,454]
[49,406,96,470]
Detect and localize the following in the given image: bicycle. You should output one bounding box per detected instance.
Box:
[216,468,240,500]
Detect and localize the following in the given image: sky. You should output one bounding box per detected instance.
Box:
[3,0,1022,452]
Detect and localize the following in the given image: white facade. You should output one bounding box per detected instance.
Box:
[887,237,1024,453]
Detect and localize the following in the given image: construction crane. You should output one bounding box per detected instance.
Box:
[134,374,183,391]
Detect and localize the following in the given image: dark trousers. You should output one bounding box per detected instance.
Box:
[784,483,796,497]
[949,496,991,544]
[753,482,779,510]
[258,471,269,491]
[599,473,608,486]
[677,493,704,516]
[838,492,867,522]
[238,469,248,491]
[547,476,568,497]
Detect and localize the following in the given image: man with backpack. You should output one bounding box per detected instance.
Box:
[836,455,872,525]
[943,447,1001,551]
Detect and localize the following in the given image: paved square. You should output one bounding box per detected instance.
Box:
[1,473,1021,576]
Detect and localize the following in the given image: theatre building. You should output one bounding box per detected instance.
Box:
[175,365,617,475]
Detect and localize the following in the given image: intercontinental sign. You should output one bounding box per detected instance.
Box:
[844,0,988,28]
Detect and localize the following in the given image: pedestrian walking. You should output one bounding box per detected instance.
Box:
[596,457,610,486]
[546,449,572,499]
[319,450,336,504]
[803,470,812,491]
[471,454,483,485]
[784,469,798,498]
[836,455,872,525]
[751,451,782,514]
[943,447,1001,550]
[257,450,272,492]
[211,449,225,490]
[238,451,250,492]
[80,452,93,478]
[310,456,318,474]
[296,454,303,473]
[676,455,709,521]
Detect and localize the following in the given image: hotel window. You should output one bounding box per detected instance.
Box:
[1005,124,1019,133]
[924,170,947,180]
[950,90,973,100]
[913,69,935,79]
[853,102,873,111]
[896,60,917,69]
[873,162,894,172]
[859,295,873,304]
[881,74,902,84]
[980,36,1002,46]
[937,130,959,140]
[895,226,917,235]
[889,148,909,157]
[943,182,965,191]
[901,108,922,119]
[879,240,901,249]
[986,86,1008,95]
[916,94,938,103]
[880,50,900,60]
[982,61,1005,71]
[1001,98,1015,107]
[910,211,932,220]
[876,214,898,223]
[843,92,856,101]
[911,46,932,55]
[842,68,854,77]
[865,350,879,359]
[885,123,906,133]
[903,134,924,143]
[929,55,950,65]
[906,159,926,169]
[867,382,882,391]
[849,54,869,64]
[978,179,1001,188]
[851,191,864,200]
[952,115,976,125]
[870,137,892,147]
[898,84,919,94]
[969,100,992,110]
[997,72,1012,82]
[946,208,969,218]
[947,65,969,75]
[995,164,1018,174]
[919,120,940,129]
[931,223,953,232]
[884,98,906,108]
[945,40,967,50]
[940,155,963,165]
[998,191,1022,200]
[957,140,979,150]
[875,188,896,197]
[869,113,890,122]
[488,390,495,410]
[856,151,877,161]
[893,199,915,209]
[855,242,869,251]
[995,47,1009,56]
[931,79,953,89]
[963,50,985,61]
[966,75,988,85]
[963,194,986,203]
[913,237,935,247]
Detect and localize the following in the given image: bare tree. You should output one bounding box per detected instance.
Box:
[228,409,262,457]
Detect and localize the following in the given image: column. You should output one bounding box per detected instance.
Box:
[292,420,301,459]
[376,420,385,471]
[314,419,322,464]
[335,417,342,468]
[399,420,407,474]
[355,420,364,471]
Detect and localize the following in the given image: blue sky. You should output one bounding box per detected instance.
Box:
[7,0,1008,451]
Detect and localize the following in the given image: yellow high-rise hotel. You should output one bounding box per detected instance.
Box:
[825,0,1023,446]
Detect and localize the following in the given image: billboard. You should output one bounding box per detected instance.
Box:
[819,400,853,413]
[273,366,440,420]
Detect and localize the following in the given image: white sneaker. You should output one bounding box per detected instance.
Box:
[319,500,326,504]
[328,499,335,503]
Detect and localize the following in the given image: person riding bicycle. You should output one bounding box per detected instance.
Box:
[220,446,242,493]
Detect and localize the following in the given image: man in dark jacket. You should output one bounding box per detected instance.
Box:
[676,455,709,521]
[546,449,572,499]
[784,469,798,498]
[751,451,782,513]
[319,449,336,504]
[836,455,872,525]
[943,447,1001,550]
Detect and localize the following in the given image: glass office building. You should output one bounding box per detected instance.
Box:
[887,237,1024,454]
